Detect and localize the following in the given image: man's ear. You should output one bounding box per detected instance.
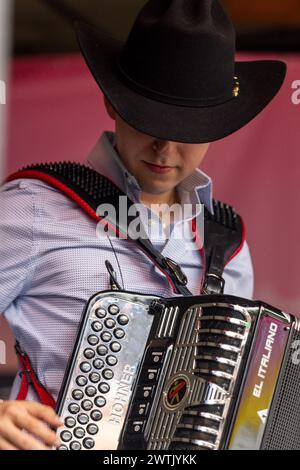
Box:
[103,95,116,120]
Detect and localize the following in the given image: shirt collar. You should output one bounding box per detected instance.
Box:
[86,131,214,215]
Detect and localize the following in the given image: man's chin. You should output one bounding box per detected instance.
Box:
[140,184,175,196]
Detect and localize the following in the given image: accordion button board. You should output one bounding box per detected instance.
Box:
[56,291,158,450]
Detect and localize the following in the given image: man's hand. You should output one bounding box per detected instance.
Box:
[0,400,63,450]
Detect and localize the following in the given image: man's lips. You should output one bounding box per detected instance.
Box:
[143,161,175,174]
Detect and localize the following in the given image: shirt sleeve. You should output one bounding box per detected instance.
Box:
[223,240,255,300]
[0,179,36,314]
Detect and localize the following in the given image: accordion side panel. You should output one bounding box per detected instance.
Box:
[261,317,300,450]
[227,310,290,450]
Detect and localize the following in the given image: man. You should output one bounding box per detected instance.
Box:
[0,0,285,450]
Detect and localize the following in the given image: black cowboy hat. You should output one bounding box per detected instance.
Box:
[75,0,286,144]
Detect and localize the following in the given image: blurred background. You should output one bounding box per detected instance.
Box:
[0,0,299,398]
[12,0,300,54]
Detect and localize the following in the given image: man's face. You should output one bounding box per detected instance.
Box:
[104,97,210,196]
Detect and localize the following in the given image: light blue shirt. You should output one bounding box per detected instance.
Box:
[0,131,254,401]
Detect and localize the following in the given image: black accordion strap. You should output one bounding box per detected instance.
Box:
[195,199,245,294]
[5,161,245,296]
[5,162,191,296]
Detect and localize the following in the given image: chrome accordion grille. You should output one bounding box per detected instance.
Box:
[147,303,252,450]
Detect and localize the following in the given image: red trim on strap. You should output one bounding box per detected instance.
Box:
[6,170,129,240]
[6,170,179,294]
[7,170,100,223]
[225,216,246,266]
[16,344,56,408]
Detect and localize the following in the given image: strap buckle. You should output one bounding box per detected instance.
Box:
[162,257,188,286]
[18,369,33,385]
[15,342,33,385]
[202,273,225,294]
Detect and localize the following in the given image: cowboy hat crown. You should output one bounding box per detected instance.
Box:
[119,0,237,106]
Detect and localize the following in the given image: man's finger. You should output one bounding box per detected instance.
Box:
[24,402,63,428]
[13,412,60,447]
[0,436,18,450]
[0,420,50,450]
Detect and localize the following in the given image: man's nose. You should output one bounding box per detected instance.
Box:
[153,140,176,155]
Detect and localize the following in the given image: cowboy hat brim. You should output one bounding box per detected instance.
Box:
[75,21,287,144]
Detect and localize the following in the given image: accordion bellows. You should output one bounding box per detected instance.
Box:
[55,290,300,450]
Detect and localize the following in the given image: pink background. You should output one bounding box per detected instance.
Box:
[1,52,299,375]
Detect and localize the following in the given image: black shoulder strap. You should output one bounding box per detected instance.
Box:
[5,161,244,295]
[198,200,245,294]
[5,162,190,296]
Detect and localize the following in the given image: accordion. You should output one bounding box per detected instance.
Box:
[56,289,300,450]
